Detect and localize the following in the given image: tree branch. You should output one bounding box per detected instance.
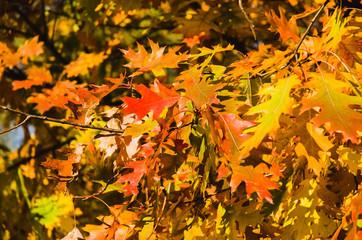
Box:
[0,116,30,135]
[11,4,69,65]
[293,0,331,61]
[281,0,331,69]
[0,105,124,134]
[238,0,256,39]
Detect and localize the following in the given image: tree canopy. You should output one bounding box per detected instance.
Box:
[0,0,362,239]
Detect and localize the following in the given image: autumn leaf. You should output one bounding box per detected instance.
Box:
[83,207,137,240]
[241,75,300,157]
[31,194,74,228]
[265,6,299,42]
[27,80,87,113]
[190,44,234,60]
[62,227,84,240]
[122,81,181,120]
[64,52,106,77]
[300,72,362,143]
[182,32,205,48]
[322,10,348,50]
[12,66,52,90]
[18,35,43,63]
[122,39,189,76]
[117,159,147,195]
[124,117,159,137]
[219,113,256,159]
[175,66,222,108]
[230,163,279,203]
[184,225,204,240]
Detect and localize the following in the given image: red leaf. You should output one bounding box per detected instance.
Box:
[230,163,279,203]
[117,160,147,195]
[122,81,180,120]
[217,163,229,180]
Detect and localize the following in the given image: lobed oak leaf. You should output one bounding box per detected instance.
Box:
[27,80,87,113]
[175,67,222,108]
[122,39,189,77]
[12,66,52,90]
[240,75,300,157]
[230,163,279,203]
[117,159,147,195]
[124,117,159,137]
[190,44,234,60]
[122,81,181,120]
[64,52,106,77]
[83,207,137,240]
[18,36,43,63]
[265,6,299,42]
[300,72,362,143]
[322,10,348,50]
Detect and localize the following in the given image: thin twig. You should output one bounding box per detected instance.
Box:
[281,0,331,70]
[11,4,69,64]
[72,171,121,201]
[238,0,256,39]
[0,116,30,135]
[293,0,330,60]
[0,105,124,134]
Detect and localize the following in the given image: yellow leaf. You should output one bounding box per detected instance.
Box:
[139,219,156,240]
[184,225,204,240]
[306,123,334,152]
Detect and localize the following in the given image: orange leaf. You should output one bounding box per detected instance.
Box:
[217,163,229,180]
[265,7,299,42]
[122,39,189,77]
[64,52,106,77]
[219,113,256,158]
[18,36,43,63]
[13,66,52,90]
[182,32,205,48]
[300,72,362,143]
[175,67,222,108]
[230,163,279,203]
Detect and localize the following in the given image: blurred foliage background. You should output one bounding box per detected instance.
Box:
[0,0,355,239]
